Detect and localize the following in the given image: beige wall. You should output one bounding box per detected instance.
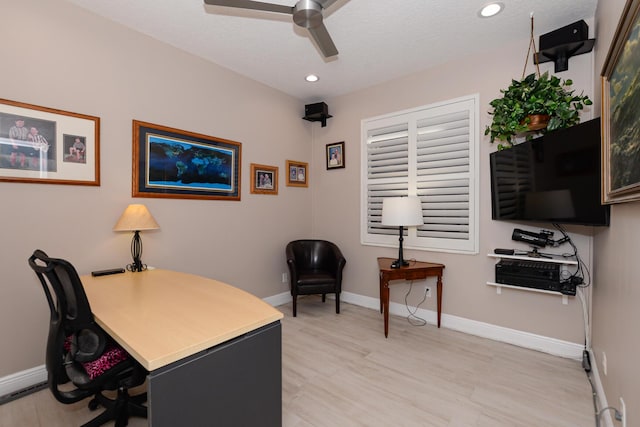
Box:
[0,0,311,376]
[593,0,640,424]
[310,41,596,343]
[4,1,636,421]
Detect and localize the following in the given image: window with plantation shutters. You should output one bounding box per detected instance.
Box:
[361,95,479,254]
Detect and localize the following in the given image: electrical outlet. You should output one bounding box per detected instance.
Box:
[425,287,432,298]
[282,272,288,283]
[620,397,626,427]
[603,351,608,376]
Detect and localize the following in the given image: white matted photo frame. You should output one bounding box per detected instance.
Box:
[0,98,100,186]
[250,163,278,195]
[326,141,345,170]
[601,0,640,204]
[286,160,308,187]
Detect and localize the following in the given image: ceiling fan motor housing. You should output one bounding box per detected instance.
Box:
[204,0,338,57]
[293,0,324,29]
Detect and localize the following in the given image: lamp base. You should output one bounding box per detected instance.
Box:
[125,261,146,272]
[126,230,147,272]
[390,259,410,269]
[390,225,409,269]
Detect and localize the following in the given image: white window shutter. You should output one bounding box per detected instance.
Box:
[361,95,479,254]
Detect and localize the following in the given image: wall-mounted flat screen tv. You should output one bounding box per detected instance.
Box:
[490,117,610,226]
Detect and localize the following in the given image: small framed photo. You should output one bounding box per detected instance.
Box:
[250,163,278,195]
[0,98,100,186]
[326,141,345,170]
[286,160,308,187]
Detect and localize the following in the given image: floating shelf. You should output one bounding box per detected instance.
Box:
[486,281,569,304]
[487,253,577,304]
[487,253,578,265]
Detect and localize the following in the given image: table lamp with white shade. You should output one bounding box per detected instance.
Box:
[381,196,424,268]
[113,204,160,272]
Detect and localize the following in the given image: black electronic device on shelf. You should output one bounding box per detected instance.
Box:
[303,102,332,127]
[489,118,610,226]
[495,258,576,295]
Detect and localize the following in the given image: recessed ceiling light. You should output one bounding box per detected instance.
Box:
[305,74,319,82]
[479,2,504,18]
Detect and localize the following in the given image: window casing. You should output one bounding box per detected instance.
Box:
[361,95,479,254]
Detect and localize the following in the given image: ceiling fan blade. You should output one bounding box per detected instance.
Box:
[204,0,293,15]
[315,0,340,9]
[308,22,338,57]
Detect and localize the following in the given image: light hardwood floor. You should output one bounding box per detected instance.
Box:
[1,298,594,426]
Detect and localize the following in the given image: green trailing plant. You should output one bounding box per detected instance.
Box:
[485,71,593,149]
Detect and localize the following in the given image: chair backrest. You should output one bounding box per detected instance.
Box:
[286,240,341,270]
[29,250,94,330]
[28,249,101,403]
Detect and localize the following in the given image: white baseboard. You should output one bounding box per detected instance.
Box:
[588,349,613,427]
[339,291,584,359]
[0,290,590,401]
[267,290,584,359]
[0,365,46,399]
[263,291,291,307]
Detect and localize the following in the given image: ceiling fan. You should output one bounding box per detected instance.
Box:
[204,0,341,58]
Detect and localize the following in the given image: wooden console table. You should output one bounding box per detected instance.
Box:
[377,257,445,337]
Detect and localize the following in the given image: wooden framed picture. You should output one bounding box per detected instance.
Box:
[133,120,241,200]
[250,163,278,195]
[326,141,345,170]
[0,98,100,185]
[601,0,640,203]
[286,160,308,187]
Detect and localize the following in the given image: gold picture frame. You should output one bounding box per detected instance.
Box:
[132,120,241,200]
[601,0,640,203]
[286,160,308,187]
[250,163,278,195]
[0,98,100,186]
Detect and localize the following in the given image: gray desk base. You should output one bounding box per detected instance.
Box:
[147,321,281,426]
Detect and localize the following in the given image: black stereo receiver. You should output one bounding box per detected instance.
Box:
[495,259,576,295]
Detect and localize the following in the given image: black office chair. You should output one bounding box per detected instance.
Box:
[28,249,147,427]
[286,240,346,317]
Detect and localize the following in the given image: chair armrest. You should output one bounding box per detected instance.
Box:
[329,243,346,270]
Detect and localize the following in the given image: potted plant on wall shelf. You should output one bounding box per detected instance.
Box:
[485,71,593,150]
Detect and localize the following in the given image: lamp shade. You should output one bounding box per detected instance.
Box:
[113,204,160,232]
[381,197,424,227]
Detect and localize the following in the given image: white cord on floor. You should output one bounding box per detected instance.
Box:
[404,281,428,327]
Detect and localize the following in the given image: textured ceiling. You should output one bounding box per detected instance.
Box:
[65,0,598,102]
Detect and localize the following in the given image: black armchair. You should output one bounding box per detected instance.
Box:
[28,249,147,427]
[286,240,346,317]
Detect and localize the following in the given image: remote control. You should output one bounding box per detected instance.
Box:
[494,248,515,255]
[91,268,125,277]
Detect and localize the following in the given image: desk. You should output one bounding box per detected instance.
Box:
[377,257,445,337]
[81,269,284,426]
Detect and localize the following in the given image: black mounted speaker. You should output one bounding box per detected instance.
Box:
[536,20,594,72]
[303,102,332,127]
[540,20,589,51]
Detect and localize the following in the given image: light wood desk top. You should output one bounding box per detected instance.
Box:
[81,269,283,371]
